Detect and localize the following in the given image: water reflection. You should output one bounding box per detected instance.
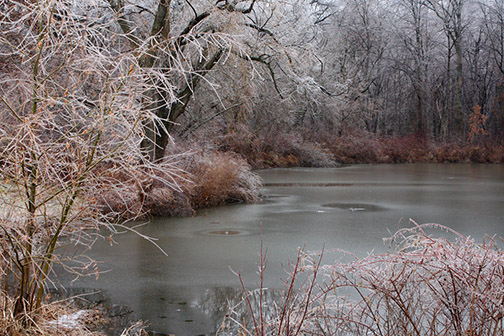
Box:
[197,287,284,336]
[321,202,389,212]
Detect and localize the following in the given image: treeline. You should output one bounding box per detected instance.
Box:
[313,0,504,141]
[174,0,504,155]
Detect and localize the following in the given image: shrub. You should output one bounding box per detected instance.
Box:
[214,126,504,166]
[225,224,504,336]
[95,146,262,218]
[185,150,262,209]
[381,135,432,163]
[325,131,382,164]
[219,127,337,168]
[93,158,194,220]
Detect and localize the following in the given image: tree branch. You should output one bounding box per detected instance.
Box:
[248,55,284,99]
[150,0,171,39]
[245,23,274,37]
[173,11,211,52]
[216,0,256,13]
[181,99,251,136]
[106,0,140,48]
[184,0,198,18]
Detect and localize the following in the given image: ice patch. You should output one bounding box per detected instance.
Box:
[49,310,86,329]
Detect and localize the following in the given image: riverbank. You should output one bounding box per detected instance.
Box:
[218,130,504,168]
[0,292,147,336]
[95,132,503,220]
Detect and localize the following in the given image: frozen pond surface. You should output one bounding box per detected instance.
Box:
[61,164,504,335]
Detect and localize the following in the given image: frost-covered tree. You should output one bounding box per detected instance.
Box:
[84,0,326,161]
[0,0,180,317]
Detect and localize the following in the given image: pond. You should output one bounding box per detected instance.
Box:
[61,164,504,335]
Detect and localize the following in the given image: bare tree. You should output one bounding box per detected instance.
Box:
[98,0,322,161]
[393,0,431,136]
[425,0,466,138]
[0,0,177,319]
[322,0,390,133]
[480,0,504,138]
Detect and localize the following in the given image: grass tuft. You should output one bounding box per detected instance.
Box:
[94,146,261,219]
[185,150,262,209]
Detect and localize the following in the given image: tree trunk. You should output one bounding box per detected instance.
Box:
[141,49,224,161]
[454,39,464,137]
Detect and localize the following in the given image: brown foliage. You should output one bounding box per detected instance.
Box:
[184,150,262,209]
[143,188,194,217]
[220,127,337,168]
[94,148,261,219]
[320,130,504,164]
[215,126,504,167]
[468,105,489,142]
[321,131,382,164]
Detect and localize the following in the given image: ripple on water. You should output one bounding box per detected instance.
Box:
[199,229,250,236]
[260,194,290,205]
[321,203,388,212]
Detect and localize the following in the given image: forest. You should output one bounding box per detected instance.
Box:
[1,0,504,334]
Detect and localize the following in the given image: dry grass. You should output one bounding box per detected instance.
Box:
[0,294,148,336]
[182,150,262,209]
[94,147,262,219]
[0,298,102,336]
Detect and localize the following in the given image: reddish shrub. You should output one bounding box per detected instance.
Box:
[469,146,489,163]
[215,125,504,166]
[380,135,432,163]
[94,146,261,218]
[220,128,336,168]
[187,151,261,208]
[323,131,382,164]
[227,224,504,336]
[433,144,467,163]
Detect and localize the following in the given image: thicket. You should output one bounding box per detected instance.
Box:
[322,132,504,165]
[185,127,504,169]
[97,146,261,219]
[222,224,504,335]
[0,0,259,331]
